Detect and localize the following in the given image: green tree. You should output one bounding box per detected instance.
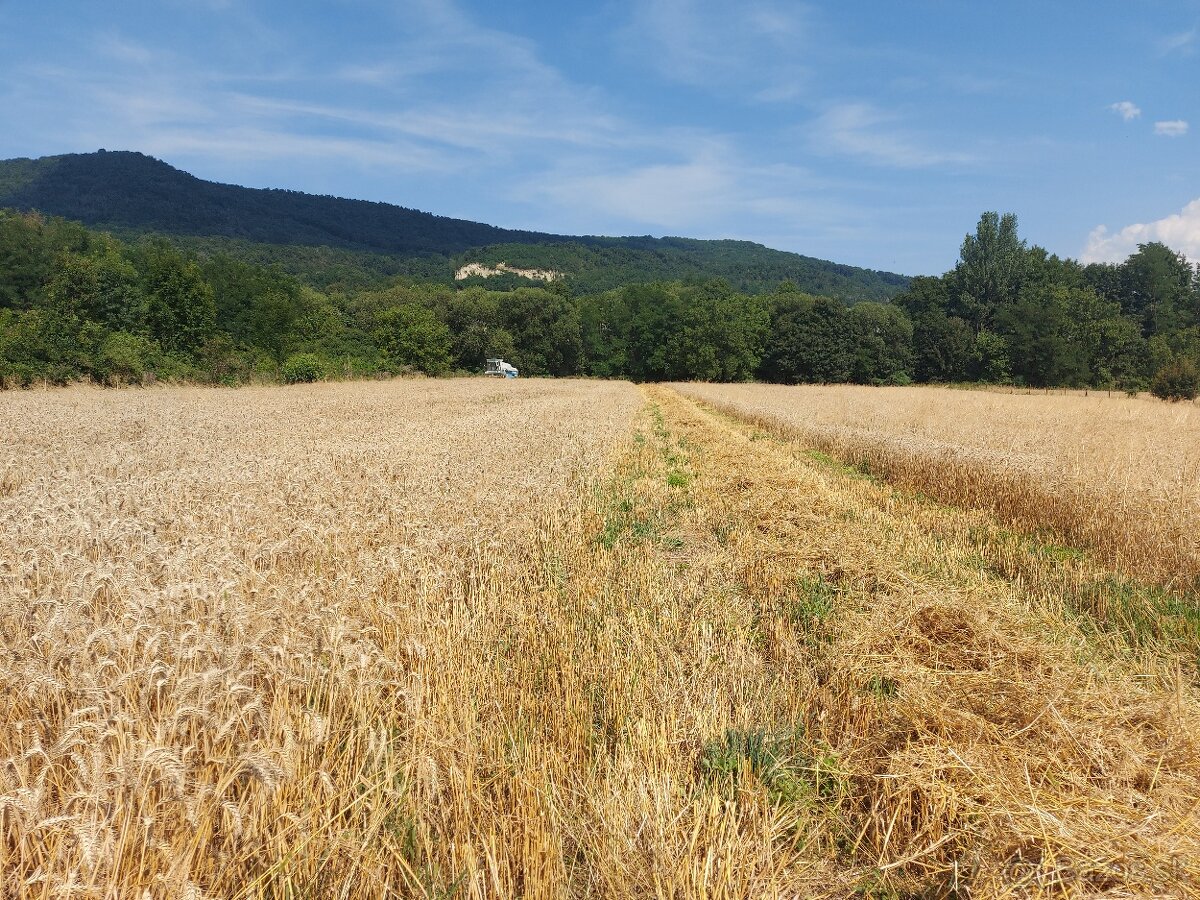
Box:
[281,352,327,384]
[136,241,216,353]
[1120,242,1197,336]
[953,211,1027,332]
[671,281,768,381]
[1150,358,1200,401]
[759,291,852,384]
[996,285,1087,387]
[202,256,310,359]
[893,276,973,382]
[374,303,453,374]
[496,287,582,376]
[578,290,631,377]
[623,283,679,381]
[98,331,161,384]
[847,302,913,384]
[971,329,1011,383]
[0,306,103,384]
[45,243,143,331]
[0,211,53,310]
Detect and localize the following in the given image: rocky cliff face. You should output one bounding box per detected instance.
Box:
[454,262,562,282]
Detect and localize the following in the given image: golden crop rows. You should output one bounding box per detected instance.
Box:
[675,382,1200,585]
[2,379,1197,898]
[0,378,640,899]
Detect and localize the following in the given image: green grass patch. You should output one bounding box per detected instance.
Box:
[784,574,838,632]
[864,675,899,699]
[801,448,881,484]
[699,727,847,808]
[595,403,695,550]
[596,496,662,549]
[1069,576,1200,652]
[1025,531,1089,563]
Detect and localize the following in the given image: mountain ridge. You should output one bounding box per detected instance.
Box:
[0,150,910,299]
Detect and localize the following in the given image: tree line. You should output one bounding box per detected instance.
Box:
[1,209,1197,398]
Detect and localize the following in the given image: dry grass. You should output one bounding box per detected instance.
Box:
[673,382,1200,587]
[3,378,1198,898]
[648,387,1200,897]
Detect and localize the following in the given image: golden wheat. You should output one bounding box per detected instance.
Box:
[3,378,1197,898]
[674,382,1200,586]
[0,378,639,898]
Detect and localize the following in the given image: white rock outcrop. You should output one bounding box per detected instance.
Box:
[454,262,562,282]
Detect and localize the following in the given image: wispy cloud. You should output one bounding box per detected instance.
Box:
[1159,26,1196,55]
[14,3,638,176]
[620,0,810,99]
[1154,119,1189,137]
[1109,100,1141,121]
[810,103,976,168]
[519,144,837,236]
[1083,198,1200,264]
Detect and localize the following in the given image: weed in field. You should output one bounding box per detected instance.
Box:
[667,470,690,488]
[864,675,899,699]
[699,727,845,809]
[785,574,839,635]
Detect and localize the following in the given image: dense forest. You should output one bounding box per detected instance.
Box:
[1,207,1197,398]
[0,151,908,300]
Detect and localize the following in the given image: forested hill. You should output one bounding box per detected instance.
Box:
[0,150,909,299]
[0,150,558,254]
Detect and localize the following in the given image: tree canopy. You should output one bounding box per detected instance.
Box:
[0,208,1196,396]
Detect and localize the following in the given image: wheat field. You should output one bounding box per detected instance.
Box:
[2,379,1199,898]
[0,379,639,898]
[674,382,1200,586]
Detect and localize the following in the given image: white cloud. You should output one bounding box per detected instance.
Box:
[520,144,836,235]
[1082,198,1200,264]
[1159,27,1196,55]
[621,0,810,98]
[1108,100,1141,121]
[1154,119,1189,137]
[810,102,975,168]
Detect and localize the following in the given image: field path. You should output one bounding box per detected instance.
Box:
[525,383,1200,897]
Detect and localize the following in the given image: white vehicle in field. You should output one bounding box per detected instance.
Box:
[484,357,519,378]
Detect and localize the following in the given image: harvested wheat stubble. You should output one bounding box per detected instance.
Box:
[674,382,1200,585]
[0,378,639,899]
[651,386,1200,897]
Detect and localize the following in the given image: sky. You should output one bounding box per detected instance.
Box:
[0,0,1198,275]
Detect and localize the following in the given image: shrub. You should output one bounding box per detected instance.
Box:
[99,331,158,384]
[1150,358,1200,402]
[281,352,327,384]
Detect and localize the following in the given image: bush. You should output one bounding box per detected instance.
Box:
[281,353,327,384]
[98,331,159,384]
[1150,358,1200,402]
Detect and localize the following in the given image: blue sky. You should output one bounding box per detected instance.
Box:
[1,0,1197,274]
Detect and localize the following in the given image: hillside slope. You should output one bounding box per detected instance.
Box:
[0,150,909,298]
